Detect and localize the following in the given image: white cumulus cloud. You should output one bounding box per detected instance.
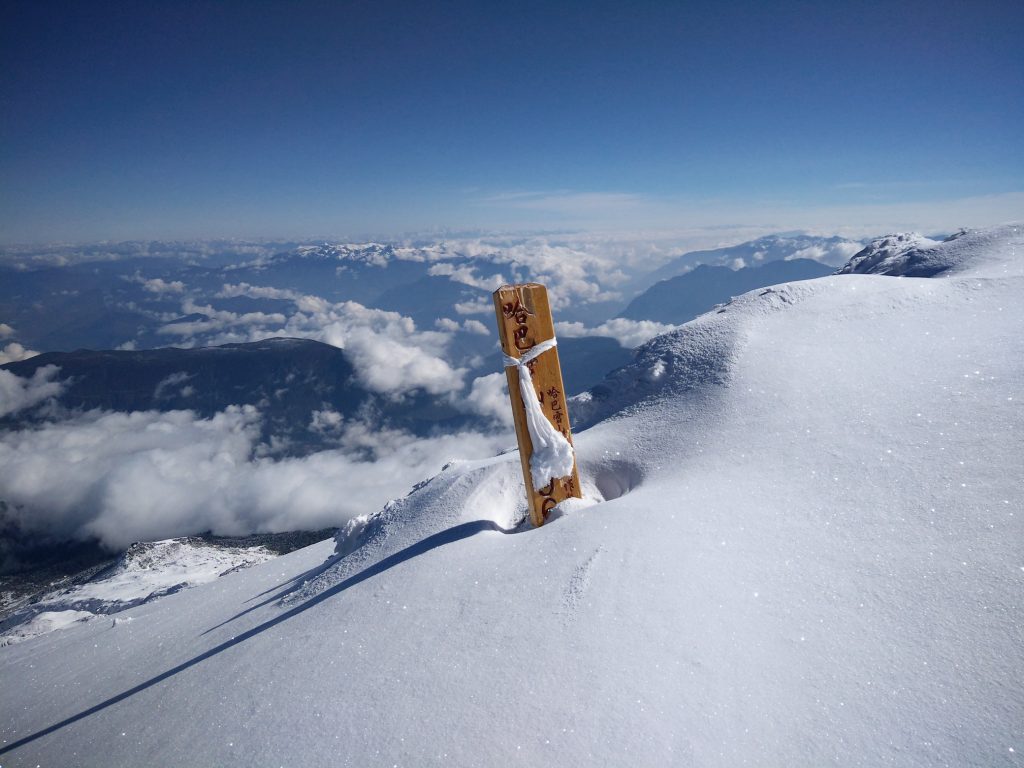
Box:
[159,296,466,399]
[462,372,513,427]
[0,365,64,417]
[0,342,41,365]
[786,241,864,265]
[558,318,680,348]
[435,318,490,335]
[440,238,628,309]
[154,371,194,399]
[344,328,463,396]
[143,277,186,294]
[453,298,492,315]
[216,282,301,301]
[428,263,506,291]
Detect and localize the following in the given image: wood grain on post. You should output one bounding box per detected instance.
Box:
[493,283,581,527]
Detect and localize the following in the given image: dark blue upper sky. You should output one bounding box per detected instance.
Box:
[2,0,1021,242]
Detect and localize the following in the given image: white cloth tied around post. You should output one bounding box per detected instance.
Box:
[502,337,576,489]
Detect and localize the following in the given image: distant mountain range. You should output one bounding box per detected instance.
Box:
[632,233,860,291]
[0,233,862,356]
[620,258,835,325]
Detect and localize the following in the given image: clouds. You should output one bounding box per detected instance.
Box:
[282,297,467,397]
[0,405,507,550]
[462,372,513,427]
[216,282,301,301]
[558,318,681,349]
[0,365,63,417]
[453,298,491,315]
[785,241,863,265]
[435,317,488,335]
[344,329,463,396]
[0,342,40,365]
[159,295,467,398]
[142,277,185,294]
[123,271,187,294]
[154,371,194,399]
[158,299,287,338]
[437,238,629,309]
[428,262,506,291]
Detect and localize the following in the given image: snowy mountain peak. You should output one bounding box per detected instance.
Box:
[287,242,400,266]
[836,224,1022,278]
[836,232,941,275]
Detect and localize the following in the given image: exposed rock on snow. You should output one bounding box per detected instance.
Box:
[837,231,942,275]
[0,537,277,644]
[836,225,1022,278]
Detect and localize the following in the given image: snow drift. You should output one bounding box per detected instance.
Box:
[0,225,1021,767]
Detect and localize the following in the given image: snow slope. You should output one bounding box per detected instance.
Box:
[1,225,1021,767]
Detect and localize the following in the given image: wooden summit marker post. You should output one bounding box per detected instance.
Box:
[493,283,581,527]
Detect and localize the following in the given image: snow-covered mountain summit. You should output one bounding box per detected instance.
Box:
[837,224,1022,278]
[637,232,864,290]
[0,224,1021,766]
[837,231,940,275]
[284,242,405,266]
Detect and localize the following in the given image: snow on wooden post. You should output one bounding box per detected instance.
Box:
[493,283,581,527]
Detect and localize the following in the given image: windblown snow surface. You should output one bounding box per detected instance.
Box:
[1,225,1022,767]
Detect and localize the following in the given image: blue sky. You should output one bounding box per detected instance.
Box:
[1,0,1021,243]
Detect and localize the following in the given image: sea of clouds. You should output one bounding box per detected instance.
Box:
[0,403,510,551]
